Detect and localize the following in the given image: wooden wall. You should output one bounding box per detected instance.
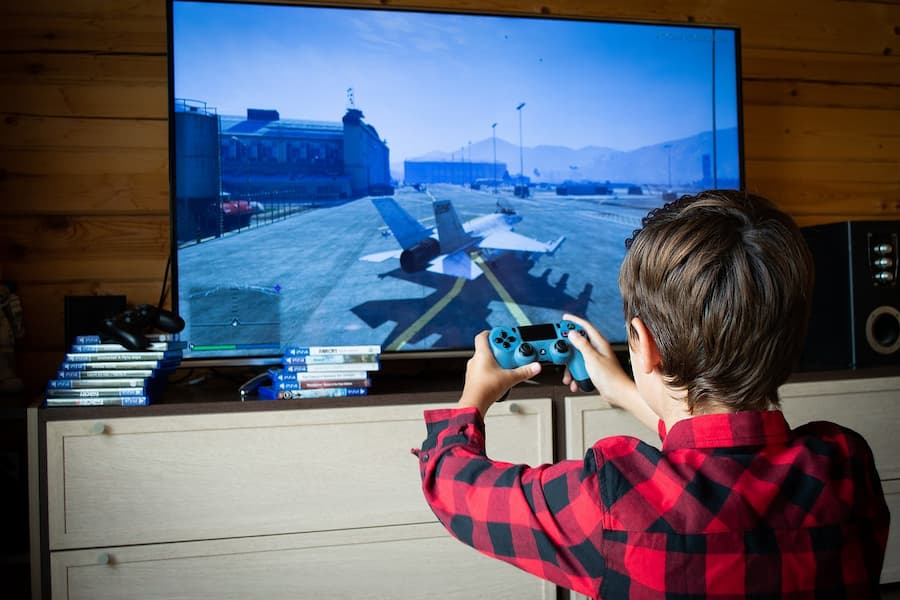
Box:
[1,0,898,393]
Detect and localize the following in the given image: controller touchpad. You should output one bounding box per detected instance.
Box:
[517,323,557,341]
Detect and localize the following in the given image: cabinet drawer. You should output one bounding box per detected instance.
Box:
[780,376,900,480]
[882,479,900,583]
[50,523,554,600]
[565,395,660,459]
[566,378,900,587]
[46,399,552,549]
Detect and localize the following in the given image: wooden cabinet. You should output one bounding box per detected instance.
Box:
[30,373,900,599]
[31,398,554,599]
[565,374,900,590]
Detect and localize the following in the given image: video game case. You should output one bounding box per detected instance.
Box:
[258,385,369,400]
[70,341,188,353]
[65,350,182,363]
[60,359,180,371]
[56,369,156,379]
[46,395,149,407]
[268,368,370,382]
[274,378,371,391]
[283,345,381,357]
[47,378,147,389]
[282,353,378,366]
[280,361,379,373]
[45,387,147,398]
[75,333,181,345]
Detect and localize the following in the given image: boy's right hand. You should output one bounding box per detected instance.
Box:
[560,314,637,410]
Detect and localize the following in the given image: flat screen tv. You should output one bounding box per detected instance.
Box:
[167,0,743,366]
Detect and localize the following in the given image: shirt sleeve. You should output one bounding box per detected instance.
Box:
[413,406,606,596]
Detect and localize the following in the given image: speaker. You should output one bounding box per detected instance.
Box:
[798,221,899,371]
[63,295,127,348]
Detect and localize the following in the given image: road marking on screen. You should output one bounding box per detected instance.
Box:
[386,277,467,351]
[470,254,531,327]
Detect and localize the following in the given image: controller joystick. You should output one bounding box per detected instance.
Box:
[489,320,595,392]
[100,304,185,351]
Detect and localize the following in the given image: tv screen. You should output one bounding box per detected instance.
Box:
[168,0,743,364]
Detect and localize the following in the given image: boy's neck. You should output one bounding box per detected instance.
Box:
[659,395,735,433]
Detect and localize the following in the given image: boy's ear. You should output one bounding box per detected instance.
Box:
[629,317,661,373]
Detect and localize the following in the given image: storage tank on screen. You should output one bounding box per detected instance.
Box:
[174,99,222,242]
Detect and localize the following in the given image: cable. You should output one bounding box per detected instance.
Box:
[157,254,172,310]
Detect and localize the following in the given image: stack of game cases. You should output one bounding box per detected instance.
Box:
[260,345,380,400]
[45,334,185,407]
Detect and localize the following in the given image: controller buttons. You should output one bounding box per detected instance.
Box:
[519,343,535,357]
[495,331,517,344]
[495,331,517,349]
[555,339,569,353]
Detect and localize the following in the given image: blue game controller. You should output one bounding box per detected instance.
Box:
[489,321,595,392]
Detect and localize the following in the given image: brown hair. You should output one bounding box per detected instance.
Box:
[619,190,814,413]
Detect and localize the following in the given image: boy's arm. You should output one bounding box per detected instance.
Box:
[412,332,605,595]
[562,314,660,433]
[414,406,605,596]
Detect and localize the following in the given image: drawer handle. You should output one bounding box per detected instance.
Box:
[97,552,110,565]
[91,422,107,435]
[507,402,521,414]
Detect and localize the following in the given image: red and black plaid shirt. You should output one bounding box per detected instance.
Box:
[415,407,889,598]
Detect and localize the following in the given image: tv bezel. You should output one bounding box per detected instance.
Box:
[165,0,746,370]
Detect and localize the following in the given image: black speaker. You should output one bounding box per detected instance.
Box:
[63,295,127,348]
[798,221,899,371]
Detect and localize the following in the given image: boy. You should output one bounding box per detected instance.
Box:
[414,190,889,598]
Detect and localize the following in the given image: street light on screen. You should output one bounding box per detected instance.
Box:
[491,122,497,192]
[516,102,525,188]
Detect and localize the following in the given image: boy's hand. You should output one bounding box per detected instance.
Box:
[457,331,541,417]
[560,314,636,409]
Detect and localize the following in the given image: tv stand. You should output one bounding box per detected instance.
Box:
[27,370,900,599]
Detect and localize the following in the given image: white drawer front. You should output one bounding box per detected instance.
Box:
[50,523,554,600]
[780,376,900,480]
[565,377,900,587]
[882,479,900,584]
[565,395,660,459]
[47,400,552,549]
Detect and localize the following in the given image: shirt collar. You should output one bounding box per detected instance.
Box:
[659,410,791,451]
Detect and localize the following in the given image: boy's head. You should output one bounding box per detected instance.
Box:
[619,190,814,413]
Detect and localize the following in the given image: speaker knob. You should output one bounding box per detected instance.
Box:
[873,243,894,255]
[873,257,894,269]
[874,271,895,284]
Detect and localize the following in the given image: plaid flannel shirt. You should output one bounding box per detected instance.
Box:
[415,407,889,598]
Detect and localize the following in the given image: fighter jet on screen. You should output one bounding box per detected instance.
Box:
[361,196,565,280]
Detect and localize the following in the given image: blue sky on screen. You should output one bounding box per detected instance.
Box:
[173,1,739,159]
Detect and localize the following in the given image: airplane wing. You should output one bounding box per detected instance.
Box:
[371,197,433,250]
[478,231,565,254]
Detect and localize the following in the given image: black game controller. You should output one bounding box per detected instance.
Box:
[101,304,185,350]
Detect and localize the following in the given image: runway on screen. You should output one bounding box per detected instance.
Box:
[176,184,664,353]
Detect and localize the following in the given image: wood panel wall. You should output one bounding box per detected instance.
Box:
[1,0,898,393]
